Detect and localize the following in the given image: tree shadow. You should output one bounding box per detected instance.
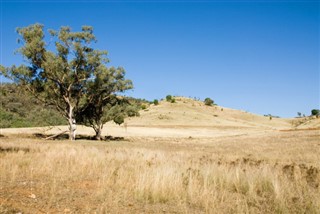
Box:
[32,133,125,141]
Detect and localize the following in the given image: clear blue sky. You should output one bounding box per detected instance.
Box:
[1,0,319,118]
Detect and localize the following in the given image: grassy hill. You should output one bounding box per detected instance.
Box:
[125,97,293,130]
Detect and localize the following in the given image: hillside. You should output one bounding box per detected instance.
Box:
[2,96,319,138]
[126,97,292,130]
[0,83,66,128]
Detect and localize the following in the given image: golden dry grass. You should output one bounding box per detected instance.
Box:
[0,130,319,213]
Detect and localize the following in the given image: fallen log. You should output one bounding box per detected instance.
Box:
[45,130,68,140]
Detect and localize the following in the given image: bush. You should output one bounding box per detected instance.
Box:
[166,95,172,102]
[153,99,159,105]
[170,98,176,103]
[311,109,320,116]
[141,104,147,110]
[204,98,214,106]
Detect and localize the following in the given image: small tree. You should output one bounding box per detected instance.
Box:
[204,98,214,106]
[153,99,159,105]
[311,109,320,117]
[297,112,302,118]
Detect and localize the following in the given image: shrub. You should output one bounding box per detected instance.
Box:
[170,98,176,103]
[166,95,172,102]
[204,98,214,106]
[311,109,320,116]
[153,99,159,105]
[141,104,147,110]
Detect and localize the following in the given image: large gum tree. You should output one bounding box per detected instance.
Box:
[1,23,131,140]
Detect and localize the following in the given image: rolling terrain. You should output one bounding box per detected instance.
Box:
[1,96,317,139]
[0,97,319,213]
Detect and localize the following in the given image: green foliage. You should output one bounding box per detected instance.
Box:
[153,99,159,105]
[141,104,147,110]
[165,95,176,103]
[311,109,320,116]
[166,95,172,102]
[77,96,139,139]
[204,98,214,106]
[76,63,133,139]
[1,23,132,140]
[114,114,125,125]
[0,83,65,128]
[126,105,140,117]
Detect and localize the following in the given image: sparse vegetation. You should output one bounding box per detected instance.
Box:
[264,114,280,118]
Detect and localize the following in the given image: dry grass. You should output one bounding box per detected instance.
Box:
[0,130,319,213]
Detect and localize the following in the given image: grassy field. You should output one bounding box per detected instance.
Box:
[0,130,319,213]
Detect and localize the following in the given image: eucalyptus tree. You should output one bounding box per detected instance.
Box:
[76,66,133,140]
[1,23,129,140]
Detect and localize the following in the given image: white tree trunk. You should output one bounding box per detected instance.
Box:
[68,105,76,141]
[94,123,103,140]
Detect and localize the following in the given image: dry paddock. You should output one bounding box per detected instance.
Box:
[0,129,319,213]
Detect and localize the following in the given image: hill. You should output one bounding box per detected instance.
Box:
[126,97,292,130]
[3,96,319,139]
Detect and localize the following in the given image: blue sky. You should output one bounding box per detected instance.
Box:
[1,0,319,118]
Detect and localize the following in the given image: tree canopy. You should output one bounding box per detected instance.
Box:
[1,23,133,140]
